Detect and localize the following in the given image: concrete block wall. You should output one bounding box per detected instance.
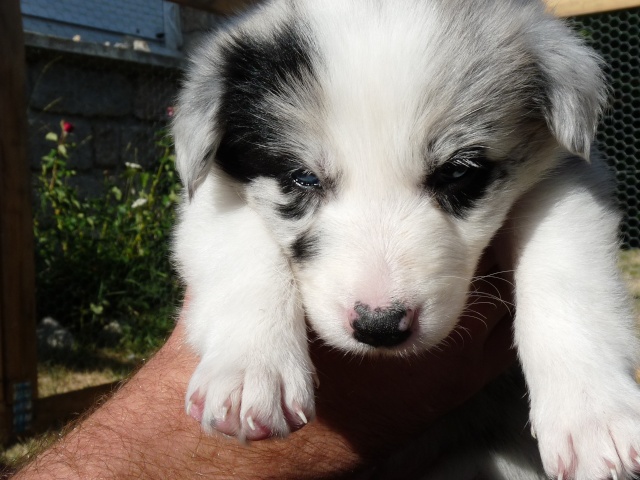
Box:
[25,48,181,197]
[22,2,224,198]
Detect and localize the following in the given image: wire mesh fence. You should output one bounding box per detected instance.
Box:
[573,8,640,250]
[26,48,181,194]
[572,8,640,316]
[9,2,638,472]
[22,1,226,357]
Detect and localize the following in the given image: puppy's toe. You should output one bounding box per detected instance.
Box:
[533,382,640,480]
[186,355,316,441]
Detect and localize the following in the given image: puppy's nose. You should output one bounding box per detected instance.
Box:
[351,303,413,347]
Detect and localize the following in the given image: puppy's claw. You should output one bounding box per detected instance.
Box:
[220,405,228,422]
[603,459,619,480]
[631,447,640,468]
[557,457,565,480]
[296,410,308,425]
[186,396,204,423]
[247,415,256,431]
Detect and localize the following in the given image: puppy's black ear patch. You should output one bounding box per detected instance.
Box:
[215,22,318,183]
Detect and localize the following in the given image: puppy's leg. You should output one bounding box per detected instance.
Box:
[175,178,315,441]
[510,159,640,479]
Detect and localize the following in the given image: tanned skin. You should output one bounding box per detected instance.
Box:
[15,264,515,480]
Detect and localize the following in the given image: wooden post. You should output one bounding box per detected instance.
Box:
[166,0,257,15]
[166,0,640,16]
[0,0,39,442]
[546,0,640,16]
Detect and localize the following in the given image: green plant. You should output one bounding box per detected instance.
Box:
[34,120,182,351]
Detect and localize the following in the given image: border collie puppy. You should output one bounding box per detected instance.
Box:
[172,1,640,478]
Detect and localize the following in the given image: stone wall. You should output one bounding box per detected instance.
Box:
[25,44,182,197]
[23,1,226,198]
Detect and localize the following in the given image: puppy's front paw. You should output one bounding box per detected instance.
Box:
[533,381,640,480]
[185,352,316,441]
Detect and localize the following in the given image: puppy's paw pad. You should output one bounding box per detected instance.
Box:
[243,413,275,441]
[185,358,315,440]
[186,390,205,423]
[631,447,640,469]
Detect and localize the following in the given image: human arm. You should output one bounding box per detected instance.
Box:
[15,269,515,480]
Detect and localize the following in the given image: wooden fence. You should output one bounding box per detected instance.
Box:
[0,0,639,443]
[0,0,39,444]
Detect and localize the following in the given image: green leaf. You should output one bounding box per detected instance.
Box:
[45,132,59,142]
[111,186,123,201]
[90,303,104,315]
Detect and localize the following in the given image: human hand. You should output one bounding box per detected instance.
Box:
[15,261,514,480]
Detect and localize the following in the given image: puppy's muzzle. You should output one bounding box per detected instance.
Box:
[351,303,414,347]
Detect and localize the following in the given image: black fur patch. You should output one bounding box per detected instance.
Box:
[274,170,324,220]
[426,149,501,218]
[215,22,317,183]
[291,230,319,261]
[277,186,319,220]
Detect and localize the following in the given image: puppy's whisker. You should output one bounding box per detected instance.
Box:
[467,293,515,310]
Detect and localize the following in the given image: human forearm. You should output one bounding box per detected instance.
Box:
[15,322,366,480]
[16,271,515,479]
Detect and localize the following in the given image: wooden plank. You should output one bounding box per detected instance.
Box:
[168,0,640,16]
[0,0,39,442]
[32,382,120,434]
[167,0,257,15]
[546,0,640,16]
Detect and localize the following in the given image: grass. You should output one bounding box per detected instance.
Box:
[0,350,138,473]
[0,348,144,474]
[0,306,177,473]
[1,433,58,475]
[35,301,178,396]
[38,353,133,397]
[620,248,640,318]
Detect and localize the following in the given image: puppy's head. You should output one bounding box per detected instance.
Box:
[173,0,606,355]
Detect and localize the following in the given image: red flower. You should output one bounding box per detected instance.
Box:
[62,121,74,133]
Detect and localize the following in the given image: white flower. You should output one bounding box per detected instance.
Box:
[131,198,148,209]
[125,162,143,170]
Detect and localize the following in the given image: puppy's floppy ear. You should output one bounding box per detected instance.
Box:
[533,19,607,160]
[171,41,225,198]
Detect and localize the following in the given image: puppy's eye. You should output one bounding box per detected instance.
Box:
[426,149,497,218]
[292,169,321,188]
[429,150,492,190]
[433,163,473,184]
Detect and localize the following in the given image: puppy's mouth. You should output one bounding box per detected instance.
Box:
[350,303,419,350]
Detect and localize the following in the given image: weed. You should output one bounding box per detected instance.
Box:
[34,120,182,353]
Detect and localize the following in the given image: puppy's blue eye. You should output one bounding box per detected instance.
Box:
[436,162,474,184]
[441,164,471,182]
[430,151,491,188]
[292,169,321,188]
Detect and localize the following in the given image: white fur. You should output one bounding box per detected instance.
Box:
[176,177,315,437]
[172,0,640,477]
[510,160,640,480]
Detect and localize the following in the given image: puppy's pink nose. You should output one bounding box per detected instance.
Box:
[351,303,415,347]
